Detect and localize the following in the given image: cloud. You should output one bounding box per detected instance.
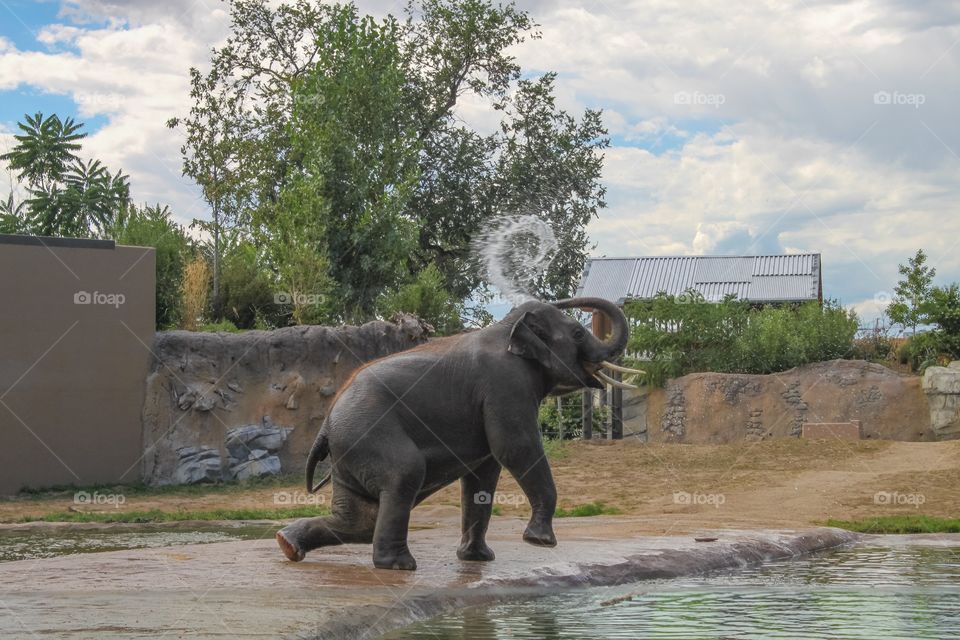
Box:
[0,0,958,324]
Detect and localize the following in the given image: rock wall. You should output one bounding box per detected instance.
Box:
[622,360,935,443]
[141,316,429,485]
[922,361,960,440]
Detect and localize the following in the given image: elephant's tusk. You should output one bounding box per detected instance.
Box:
[594,370,639,390]
[601,360,646,375]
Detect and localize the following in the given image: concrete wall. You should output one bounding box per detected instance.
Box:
[0,235,155,494]
[620,360,935,443]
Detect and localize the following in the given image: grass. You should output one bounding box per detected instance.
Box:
[12,506,328,524]
[541,437,571,460]
[554,501,621,518]
[10,475,300,502]
[826,515,960,534]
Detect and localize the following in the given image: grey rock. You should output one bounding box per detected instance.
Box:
[173,446,222,484]
[231,455,281,481]
[923,363,960,439]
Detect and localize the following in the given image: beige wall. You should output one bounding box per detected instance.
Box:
[0,235,155,494]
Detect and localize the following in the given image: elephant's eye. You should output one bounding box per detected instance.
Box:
[573,327,585,342]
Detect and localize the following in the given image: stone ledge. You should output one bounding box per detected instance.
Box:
[0,515,858,639]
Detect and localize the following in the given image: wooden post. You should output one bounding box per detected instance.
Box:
[611,371,623,440]
[556,396,564,441]
[582,389,593,440]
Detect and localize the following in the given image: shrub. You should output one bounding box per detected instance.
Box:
[379,263,463,335]
[539,395,608,440]
[108,204,191,329]
[219,240,280,329]
[181,258,210,331]
[625,293,858,384]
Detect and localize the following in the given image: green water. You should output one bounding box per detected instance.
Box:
[0,523,275,562]
[387,544,960,639]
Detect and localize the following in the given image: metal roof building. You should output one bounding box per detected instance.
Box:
[576,254,822,305]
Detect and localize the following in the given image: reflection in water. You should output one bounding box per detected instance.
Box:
[0,524,274,562]
[388,545,960,639]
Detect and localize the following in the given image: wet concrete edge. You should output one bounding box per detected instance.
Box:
[296,527,860,640]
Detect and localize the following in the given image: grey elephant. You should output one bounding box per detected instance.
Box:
[276,297,639,570]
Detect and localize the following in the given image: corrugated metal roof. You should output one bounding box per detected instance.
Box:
[576,254,821,304]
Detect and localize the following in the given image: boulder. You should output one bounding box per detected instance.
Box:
[173,446,222,484]
[922,361,960,440]
[230,456,281,481]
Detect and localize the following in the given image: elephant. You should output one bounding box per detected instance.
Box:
[275,297,640,570]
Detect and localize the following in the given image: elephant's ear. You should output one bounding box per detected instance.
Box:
[508,311,551,364]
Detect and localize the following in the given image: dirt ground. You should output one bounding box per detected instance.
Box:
[2,439,958,532]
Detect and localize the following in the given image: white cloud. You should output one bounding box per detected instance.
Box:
[0,0,957,322]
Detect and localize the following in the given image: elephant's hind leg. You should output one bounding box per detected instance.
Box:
[276,484,377,562]
[457,456,501,561]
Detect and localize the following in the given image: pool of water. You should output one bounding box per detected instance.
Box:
[387,544,960,639]
[0,523,276,562]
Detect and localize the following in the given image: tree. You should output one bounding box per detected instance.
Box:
[170,0,608,324]
[887,249,936,335]
[0,113,129,237]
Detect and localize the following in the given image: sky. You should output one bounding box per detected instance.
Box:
[1,0,958,325]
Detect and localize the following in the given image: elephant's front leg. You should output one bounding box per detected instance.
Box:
[486,407,558,548]
[458,456,502,561]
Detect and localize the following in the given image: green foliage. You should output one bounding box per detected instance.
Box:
[170,0,608,324]
[887,249,936,335]
[826,516,960,534]
[1,113,129,237]
[14,506,328,524]
[540,435,570,460]
[554,501,621,518]
[626,293,859,384]
[538,395,608,440]
[108,203,191,329]
[218,239,280,329]
[198,319,241,333]
[380,263,463,335]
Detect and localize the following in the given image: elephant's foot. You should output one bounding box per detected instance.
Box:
[373,545,417,571]
[522,522,557,547]
[276,529,305,562]
[457,541,496,562]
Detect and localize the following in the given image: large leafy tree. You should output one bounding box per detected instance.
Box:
[1,113,129,237]
[171,0,609,324]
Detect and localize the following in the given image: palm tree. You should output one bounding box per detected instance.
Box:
[0,113,130,237]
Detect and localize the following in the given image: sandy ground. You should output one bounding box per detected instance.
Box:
[2,439,958,531]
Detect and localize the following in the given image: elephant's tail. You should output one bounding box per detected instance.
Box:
[306,425,331,494]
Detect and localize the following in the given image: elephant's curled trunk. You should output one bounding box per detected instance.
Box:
[550,296,630,359]
[305,426,331,493]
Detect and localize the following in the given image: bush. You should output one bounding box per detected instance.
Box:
[108,204,191,329]
[219,240,281,329]
[380,263,463,335]
[199,320,241,333]
[625,293,859,384]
